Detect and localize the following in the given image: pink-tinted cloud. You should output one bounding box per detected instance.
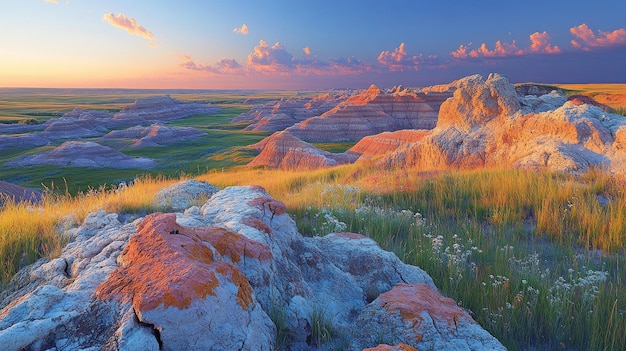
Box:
[180,55,244,75]
[233,24,249,35]
[247,40,295,74]
[181,40,372,77]
[103,13,154,40]
[451,40,523,59]
[570,23,626,50]
[377,43,422,72]
[529,31,561,54]
[327,57,373,75]
[451,30,563,59]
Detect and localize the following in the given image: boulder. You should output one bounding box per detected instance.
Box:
[0,182,505,350]
[6,141,155,169]
[152,179,219,211]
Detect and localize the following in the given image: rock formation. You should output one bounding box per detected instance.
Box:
[152,179,219,211]
[0,180,42,205]
[1,96,217,146]
[111,96,218,125]
[42,117,111,140]
[0,182,505,350]
[380,73,626,176]
[7,141,155,169]
[248,131,357,169]
[233,93,346,132]
[347,130,429,160]
[246,73,626,177]
[101,123,206,148]
[0,134,49,151]
[284,85,451,142]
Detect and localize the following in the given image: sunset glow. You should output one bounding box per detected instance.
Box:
[1,0,625,89]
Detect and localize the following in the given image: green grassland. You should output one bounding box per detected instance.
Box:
[0,91,280,193]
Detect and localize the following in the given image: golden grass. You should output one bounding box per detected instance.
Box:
[555,83,626,109]
[0,175,183,286]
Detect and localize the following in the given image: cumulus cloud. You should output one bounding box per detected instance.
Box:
[451,40,523,59]
[377,43,422,72]
[180,55,244,75]
[247,40,295,74]
[181,40,372,77]
[529,31,561,54]
[328,57,373,75]
[451,30,563,59]
[570,23,626,49]
[103,12,154,40]
[233,24,249,35]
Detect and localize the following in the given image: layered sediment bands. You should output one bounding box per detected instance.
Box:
[233,93,347,132]
[381,73,626,176]
[248,131,357,169]
[7,141,155,169]
[285,85,451,142]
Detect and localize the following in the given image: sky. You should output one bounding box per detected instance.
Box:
[1,0,626,89]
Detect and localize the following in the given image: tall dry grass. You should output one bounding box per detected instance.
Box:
[2,163,625,350]
[0,175,182,287]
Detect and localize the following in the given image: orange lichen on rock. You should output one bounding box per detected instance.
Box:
[377,283,473,327]
[247,196,287,216]
[362,343,420,351]
[333,232,369,240]
[241,217,272,234]
[95,212,258,312]
[194,225,273,263]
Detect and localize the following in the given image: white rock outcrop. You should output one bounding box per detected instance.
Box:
[0,182,505,351]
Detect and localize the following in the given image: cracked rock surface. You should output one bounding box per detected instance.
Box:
[0,183,505,350]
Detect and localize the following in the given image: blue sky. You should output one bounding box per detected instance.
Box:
[1,0,625,89]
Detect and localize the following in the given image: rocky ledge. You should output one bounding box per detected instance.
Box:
[0,181,504,350]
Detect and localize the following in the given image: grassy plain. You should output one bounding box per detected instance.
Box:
[1,84,626,350]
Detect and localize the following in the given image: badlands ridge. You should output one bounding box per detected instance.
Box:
[1,74,625,350]
[245,74,626,176]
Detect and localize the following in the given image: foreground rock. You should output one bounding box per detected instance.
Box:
[7,141,155,169]
[0,182,504,350]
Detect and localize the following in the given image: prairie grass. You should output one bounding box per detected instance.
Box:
[0,175,181,287]
[201,165,626,351]
[2,163,626,350]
